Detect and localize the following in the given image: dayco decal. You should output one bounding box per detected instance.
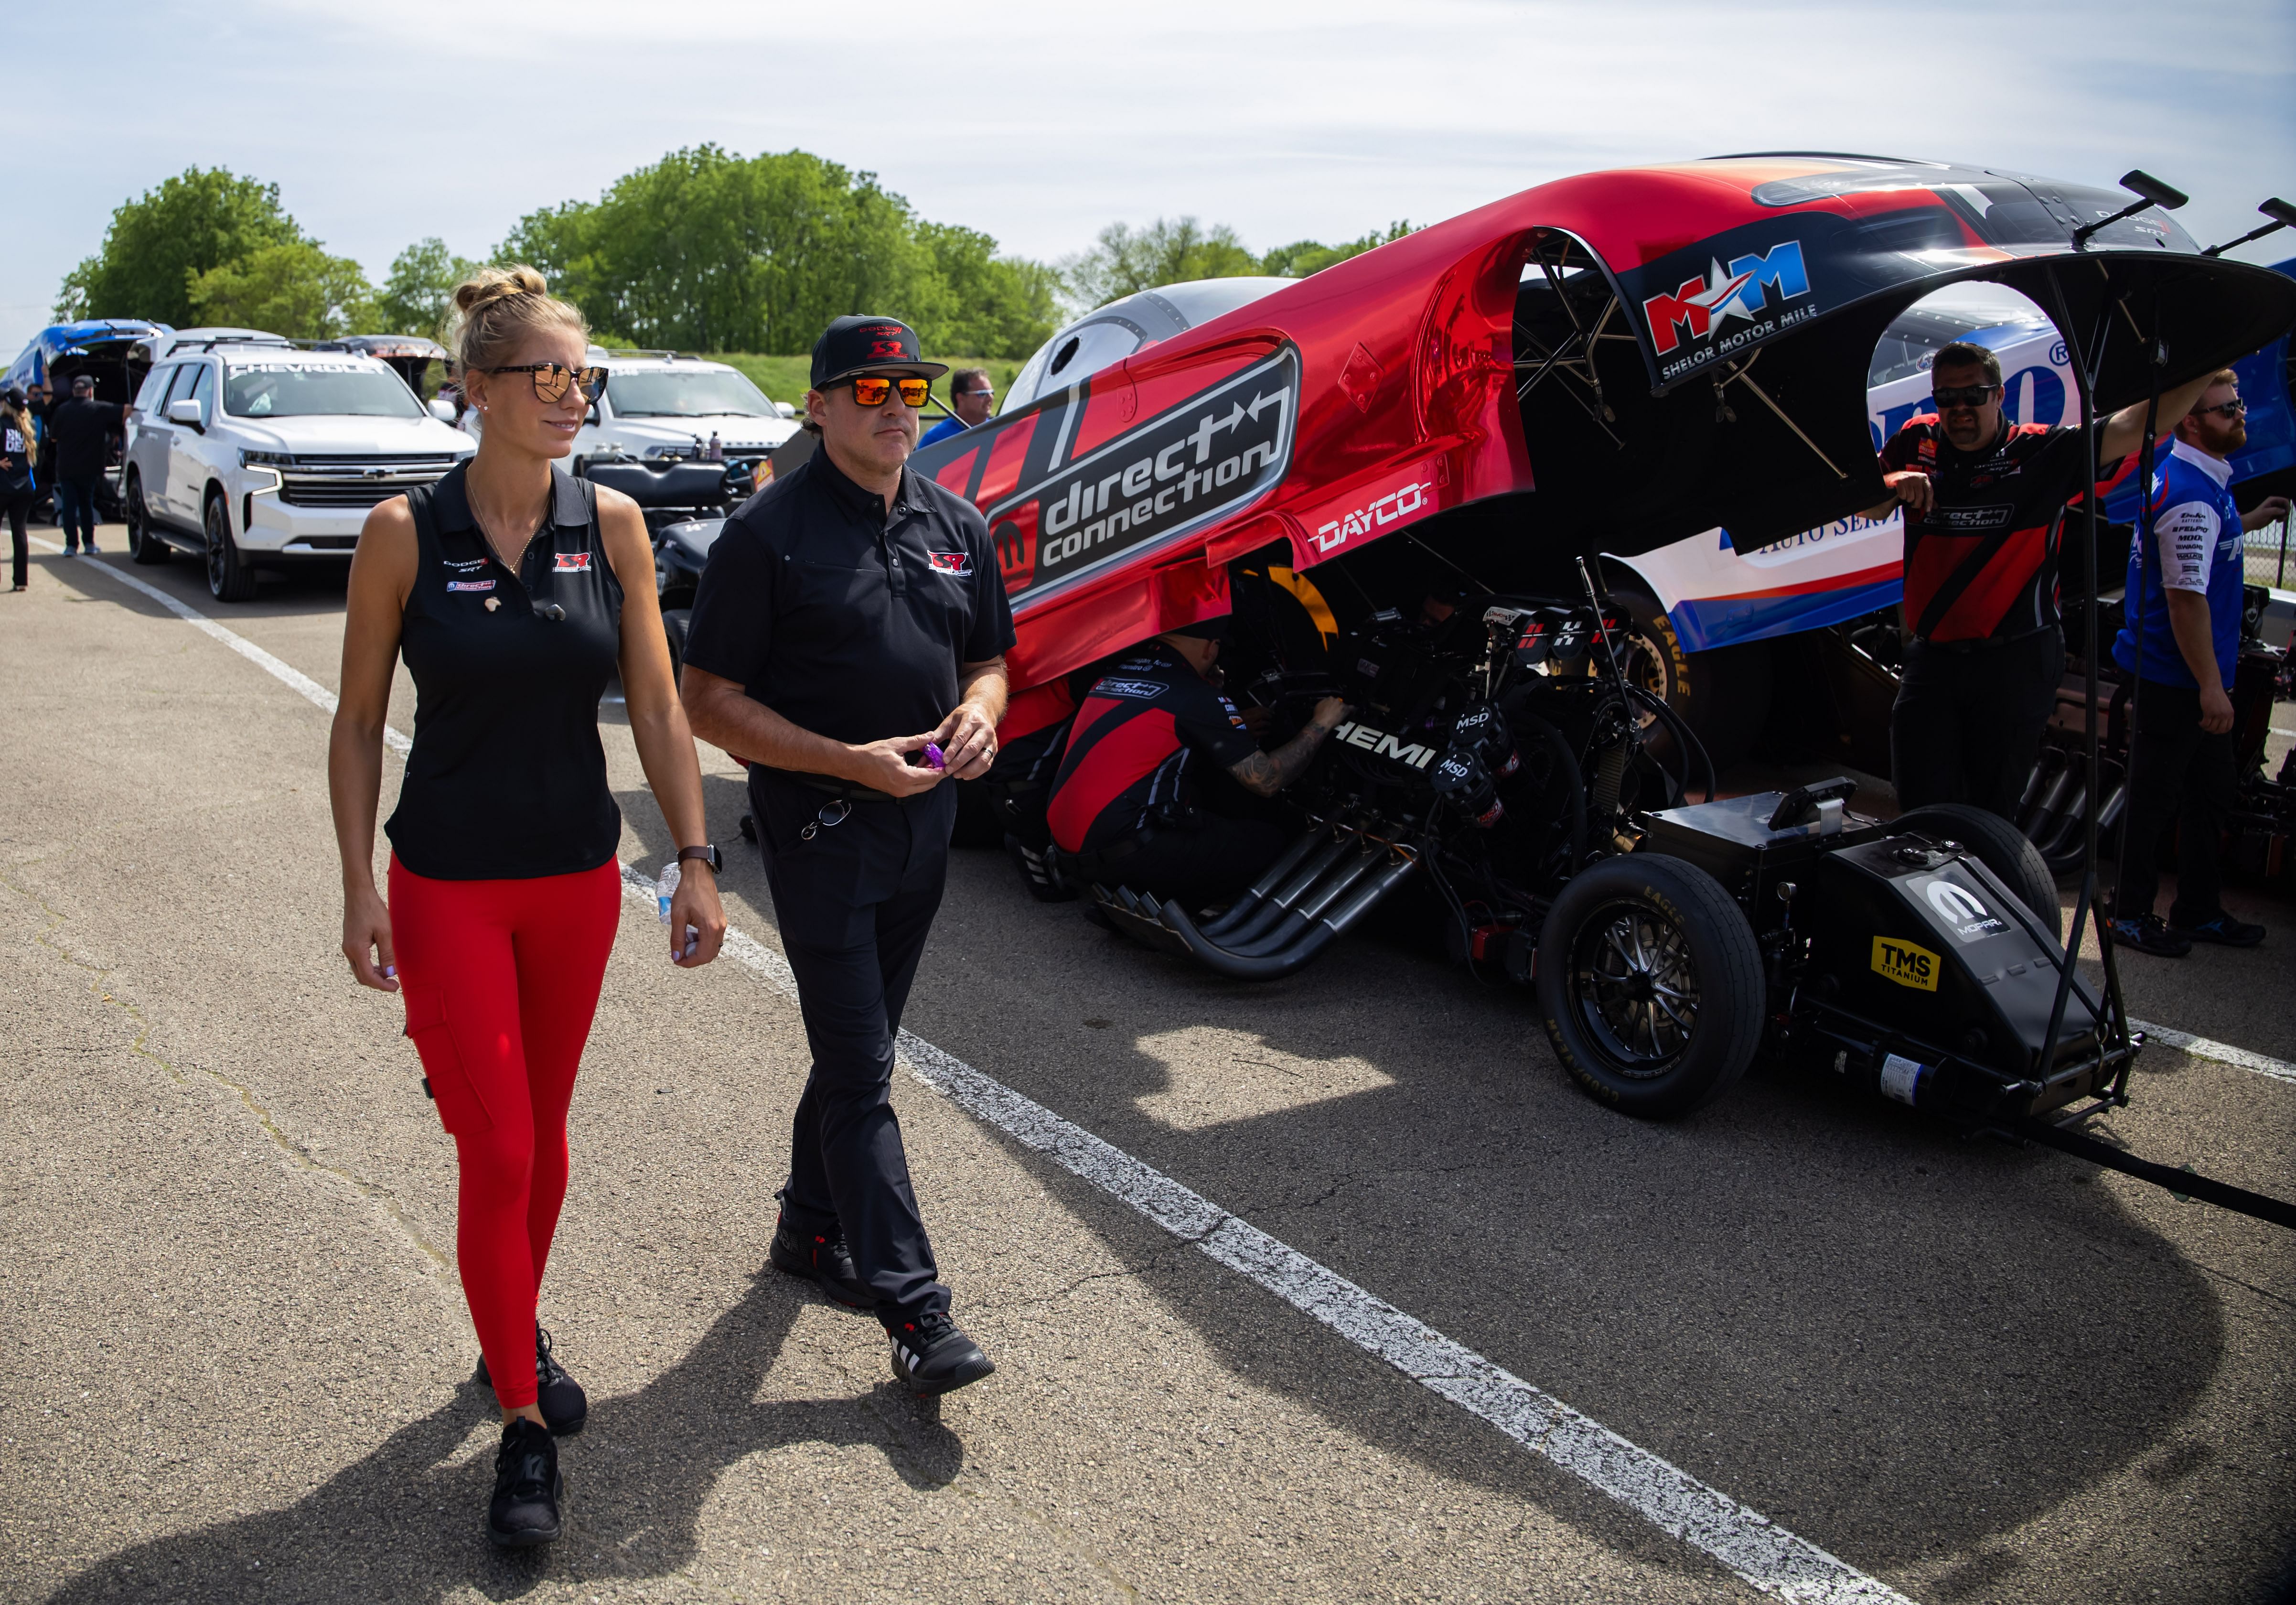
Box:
[1642,239,1817,383]
[987,347,1298,605]
[1871,935,1940,992]
[1311,473,1436,555]
[1334,720,1437,770]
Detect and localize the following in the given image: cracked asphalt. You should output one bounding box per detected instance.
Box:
[4,539,2294,1605]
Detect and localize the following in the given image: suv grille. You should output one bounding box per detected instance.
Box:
[275,453,465,509]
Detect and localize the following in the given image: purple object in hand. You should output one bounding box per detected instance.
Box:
[923,743,946,770]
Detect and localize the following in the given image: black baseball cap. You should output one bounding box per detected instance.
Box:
[810,315,947,389]
[1166,611,1232,642]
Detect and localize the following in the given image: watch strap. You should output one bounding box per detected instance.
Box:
[678,844,722,873]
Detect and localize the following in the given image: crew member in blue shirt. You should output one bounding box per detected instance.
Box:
[2106,368,2290,957]
[919,368,995,449]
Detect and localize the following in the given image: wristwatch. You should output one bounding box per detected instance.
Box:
[678,844,723,873]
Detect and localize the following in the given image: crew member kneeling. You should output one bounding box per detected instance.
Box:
[1046,612,1350,910]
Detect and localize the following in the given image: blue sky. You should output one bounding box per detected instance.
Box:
[10,0,2293,358]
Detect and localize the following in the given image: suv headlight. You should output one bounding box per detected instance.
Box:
[240,449,294,468]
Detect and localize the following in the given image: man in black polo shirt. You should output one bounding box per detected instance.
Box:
[42,375,126,556]
[680,315,1012,1396]
[1047,614,1350,910]
[1866,341,2217,818]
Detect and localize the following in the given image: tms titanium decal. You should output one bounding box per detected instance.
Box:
[1870,935,1940,992]
[1333,720,1437,770]
[987,347,1299,607]
[1641,240,1817,382]
[1310,471,1437,555]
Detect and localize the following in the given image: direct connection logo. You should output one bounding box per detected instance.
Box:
[1871,934,1940,992]
[1642,239,1815,381]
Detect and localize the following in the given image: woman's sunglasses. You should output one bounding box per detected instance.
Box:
[1931,384,2000,409]
[847,375,933,409]
[484,363,608,404]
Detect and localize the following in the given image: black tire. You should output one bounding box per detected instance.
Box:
[126,474,168,565]
[661,607,691,687]
[1535,853,1764,1118]
[1887,802,2062,942]
[204,493,254,602]
[1609,585,1771,768]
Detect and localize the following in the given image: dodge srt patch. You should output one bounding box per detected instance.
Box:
[554,551,591,572]
[927,551,974,577]
[1871,935,1939,992]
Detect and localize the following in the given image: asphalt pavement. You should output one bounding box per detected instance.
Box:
[3,537,2293,1605]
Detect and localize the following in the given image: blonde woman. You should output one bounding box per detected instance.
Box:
[1,387,35,590]
[327,267,727,1547]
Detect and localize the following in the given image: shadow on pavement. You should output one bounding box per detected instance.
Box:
[44,1276,962,1604]
[40,547,354,623]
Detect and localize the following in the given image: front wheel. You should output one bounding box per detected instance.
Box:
[204,494,254,602]
[1535,853,1764,1118]
[126,475,168,565]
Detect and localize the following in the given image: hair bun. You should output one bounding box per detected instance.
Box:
[452,265,550,316]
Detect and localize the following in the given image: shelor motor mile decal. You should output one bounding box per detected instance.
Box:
[1640,238,1818,384]
[989,347,1299,606]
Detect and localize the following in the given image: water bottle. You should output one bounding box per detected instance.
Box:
[656,861,700,959]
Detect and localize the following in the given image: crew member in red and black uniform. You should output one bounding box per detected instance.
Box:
[1867,340,2217,818]
[1046,612,1350,910]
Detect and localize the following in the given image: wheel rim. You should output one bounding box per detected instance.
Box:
[1613,625,1676,731]
[1567,897,1701,1076]
[205,506,226,592]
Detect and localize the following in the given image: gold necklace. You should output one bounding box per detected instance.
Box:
[467,483,552,573]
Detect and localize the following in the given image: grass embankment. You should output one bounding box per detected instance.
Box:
[708,353,1027,419]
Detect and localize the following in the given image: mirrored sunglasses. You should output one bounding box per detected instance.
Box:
[848,375,933,409]
[485,362,608,404]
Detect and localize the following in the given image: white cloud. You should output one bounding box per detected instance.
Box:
[8,0,2290,357]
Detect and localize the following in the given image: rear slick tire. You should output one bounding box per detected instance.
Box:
[1887,802,2063,942]
[1535,853,1764,1118]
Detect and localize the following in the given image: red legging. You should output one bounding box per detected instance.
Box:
[389,854,621,1408]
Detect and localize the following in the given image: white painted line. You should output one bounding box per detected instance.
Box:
[61,541,1918,1603]
[2129,1019,2296,1085]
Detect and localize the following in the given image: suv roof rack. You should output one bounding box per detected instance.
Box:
[588,346,691,360]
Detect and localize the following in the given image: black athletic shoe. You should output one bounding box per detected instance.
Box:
[888,1311,995,1396]
[2172,912,2266,948]
[486,1419,563,1549]
[2105,914,2191,958]
[769,1214,873,1312]
[476,1324,588,1437]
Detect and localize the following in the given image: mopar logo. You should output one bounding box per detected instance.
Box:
[1335,720,1437,770]
[1643,240,1815,380]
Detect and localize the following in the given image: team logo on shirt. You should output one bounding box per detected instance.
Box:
[446,579,496,592]
[1096,679,1167,699]
[926,550,973,577]
[554,551,591,571]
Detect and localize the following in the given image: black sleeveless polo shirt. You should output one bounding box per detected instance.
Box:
[384,462,625,880]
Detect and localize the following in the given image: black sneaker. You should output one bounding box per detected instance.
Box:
[2105,914,2192,958]
[888,1311,995,1396]
[768,1214,873,1313]
[486,1419,563,1548]
[476,1324,588,1437]
[2172,913,2266,948]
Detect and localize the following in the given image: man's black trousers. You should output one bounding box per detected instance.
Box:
[1890,626,2061,819]
[2112,678,2234,926]
[751,770,956,1324]
[1073,813,1291,913]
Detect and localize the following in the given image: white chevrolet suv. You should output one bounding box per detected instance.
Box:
[566,350,798,476]
[122,330,474,601]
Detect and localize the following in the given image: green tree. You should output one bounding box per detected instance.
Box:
[913,223,1058,359]
[184,242,375,339]
[55,167,302,325]
[374,237,480,340]
[1058,218,1261,312]
[1259,220,1416,280]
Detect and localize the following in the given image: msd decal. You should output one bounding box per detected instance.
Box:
[1642,239,1816,382]
[1309,469,1438,555]
[926,550,974,577]
[985,346,1299,608]
[554,551,592,572]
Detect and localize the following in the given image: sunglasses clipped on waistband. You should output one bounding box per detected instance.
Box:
[1931,384,2000,409]
[847,375,933,409]
[484,362,608,404]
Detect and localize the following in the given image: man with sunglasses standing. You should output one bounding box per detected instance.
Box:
[919,368,996,449]
[680,315,1012,1396]
[1868,341,2219,821]
[2103,370,2288,956]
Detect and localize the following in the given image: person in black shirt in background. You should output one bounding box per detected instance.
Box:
[2,388,36,590]
[1046,613,1351,911]
[1866,341,2217,819]
[680,315,1013,1398]
[42,375,124,556]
